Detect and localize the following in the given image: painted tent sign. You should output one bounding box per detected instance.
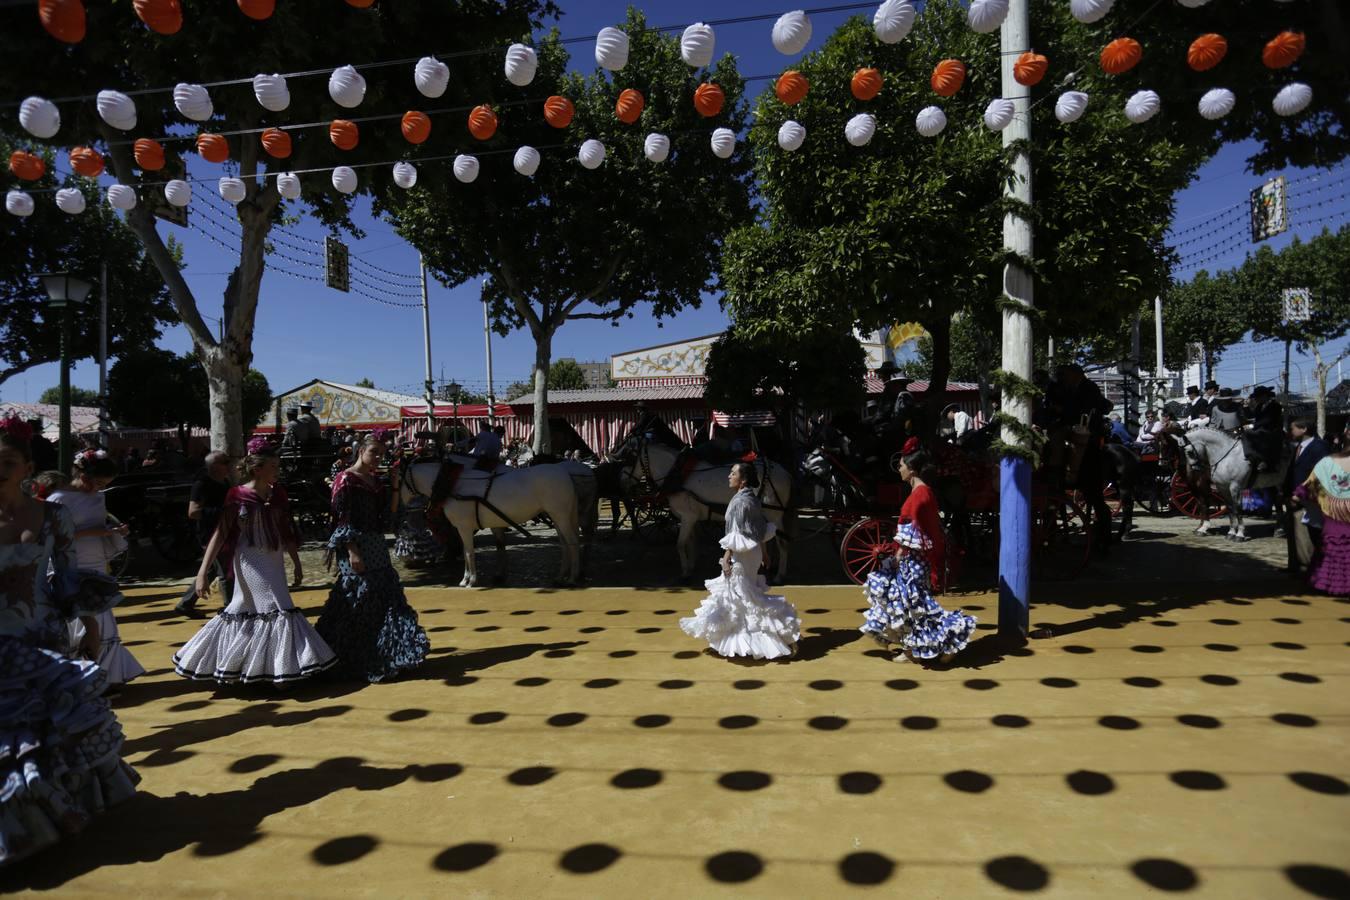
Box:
[612,335,719,381]
[266,380,422,430]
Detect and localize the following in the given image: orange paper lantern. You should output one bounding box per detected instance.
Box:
[544,95,575,129]
[1013,51,1048,86]
[616,88,645,124]
[133,138,165,171]
[401,110,431,144]
[930,59,966,97]
[1263,30,1306,69]
[329,119,359,151]
[133,0,182,35]
[38,0,85,43]
[197,133,229,163]
[1100,37,1142,75]
[851,68,883,101]
[1187,33,1227,72]
[237,0,274,20]
[69,146,104,177]
[775,70,809,106]
[261,127,291,159]
[468,105,497,140]
[694,82,724,117]
[9,151,45,181]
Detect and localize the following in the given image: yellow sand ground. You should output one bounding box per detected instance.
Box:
[3,580,1347,899]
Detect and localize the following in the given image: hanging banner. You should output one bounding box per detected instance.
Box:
[1281,287,1312,324]
[325,236,350,292]
[1249,176,1288,243]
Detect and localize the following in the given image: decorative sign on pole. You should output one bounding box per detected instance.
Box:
[324,236,350,292]
[1249,175,1288,243]
[1281,287,1312,323]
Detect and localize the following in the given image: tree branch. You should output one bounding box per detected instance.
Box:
[0,358,46,387]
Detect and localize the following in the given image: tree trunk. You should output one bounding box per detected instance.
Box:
[531,328,553,454]
[924,316,953,437]
[203,347,246,457]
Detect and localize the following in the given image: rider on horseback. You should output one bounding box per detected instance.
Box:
[1242,386,1284,474]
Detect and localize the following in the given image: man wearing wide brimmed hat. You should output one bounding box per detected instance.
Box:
[1243,385,1284,473]
[296,401,323,447]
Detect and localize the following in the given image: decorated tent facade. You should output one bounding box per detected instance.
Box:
[256,379,423,435]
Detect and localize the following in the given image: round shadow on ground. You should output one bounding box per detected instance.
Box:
[1177,714,1222,729]
[608,650,637,658]
[584,678,620,689]
[840,852,895,885]
[964,679,999,690]
[1170,770,1226,790]
[560,843,622,874]
[733,679,765,690]
[718,770,772,791]
[1066,770,1115,795]
[809,716,848,731]
[1201,674,1239,686]
[1131,645,1165,654]
[1203,643,1239,652]
[579,627,605,634]
[388,708,429,722]
[444,675,479,686]
[1279,672,1321,684]
[885,679,920,691]
[839,772,882,794]
[1288,772,1350,795]
[672,651,700,660]
[312,834,378,866]
[1041,677,1078,688]
[658,680,694,689]
[985,855,1050,891]
[636,627,661,634]
[469,711,507,725]
[168,699,212,712]
[507,766,557,786]
[706,851,764,883]
[1272,642,1307,650]
[1063,645,1095,654]
[611,768,662,789]
[1099,716,1141,731]
[229,753,283,774]
[1124,677,1163,688]
[412,763,463,782]
[547,712,587,727]
[433,842,499,872]
[1285,864,1350,899]
[1273,712,1319,727]
[515,677,550,687]
[1131,858,1199,891]
[944,770,994,793]
[719,715,759,730]
[901,716,939,730]
[633,714,671,728]
[808,679,844,691]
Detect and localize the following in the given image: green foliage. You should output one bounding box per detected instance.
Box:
[109,349,271,431]
[502,381,535,403]
[1238,226,1350,351]
[546,359,589,392]
[896,312,1001,384]
[354,378,376,389]
[1158,271,1249,376]
[38,386,100,407]
[704,328,866,413]
[0,135,177,385]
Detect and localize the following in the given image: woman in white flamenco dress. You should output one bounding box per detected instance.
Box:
[680,462,800,659]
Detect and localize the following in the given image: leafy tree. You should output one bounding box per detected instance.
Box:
[380,10,753,452]
[354,377,376,389]
[547,359,589,391]
[1,135,177,386]
[502,380,535,403]
[0,1,557,455]
[109,348,272,434]
[1158,271,1250,380]
[39,386,100,407]
[704,328,866,421]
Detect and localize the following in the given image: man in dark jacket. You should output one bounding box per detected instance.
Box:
[1183,385,1209,424]
[1285,418,1329,573]
[1242,386,1284,473]
[175,451,234,613]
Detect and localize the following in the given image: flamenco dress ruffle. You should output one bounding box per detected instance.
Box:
[1307,517,1350,596]
[863,556,976,659]
[394,502,441,566]
[317,526,429,682]
[680,528,799,660]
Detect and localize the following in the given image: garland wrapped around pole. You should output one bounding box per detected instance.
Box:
[997,0,1034,643]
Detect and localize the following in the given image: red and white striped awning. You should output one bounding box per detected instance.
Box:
[711,410,776,427]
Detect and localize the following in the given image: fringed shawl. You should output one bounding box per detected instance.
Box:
[1304,457,1350,524]
[218,484,298,565]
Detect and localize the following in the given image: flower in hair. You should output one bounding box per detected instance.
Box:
[247,436,272,455]
[0,416,34,443]
[902,437,920,455]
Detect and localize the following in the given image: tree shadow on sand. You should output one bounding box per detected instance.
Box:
[121,702,355,759]
[410,641,589,681]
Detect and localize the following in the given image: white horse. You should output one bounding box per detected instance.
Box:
[1167,427,1291,541]
[607,436,793,582]
[400,456,593,587]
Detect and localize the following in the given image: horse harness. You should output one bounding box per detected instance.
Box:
[398,458,533,540]
[631,438,787,520]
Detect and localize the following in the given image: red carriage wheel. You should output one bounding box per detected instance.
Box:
[1072,485,1122,519]
[1032,492,1093,581]
[1170,472,1228,520]
[839,517,897,585]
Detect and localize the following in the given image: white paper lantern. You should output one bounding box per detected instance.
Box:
[96,90,137,131]
[454,154,480,183]
[173,83,213,122]
[329,65,367,109]
[277,172,301,200]
[1197,88,1235,121]
[19,96,60,139]
[984,98,1016,131]
[164,179,191,207]
[1273,82,1313,117]
[1069,0,1114,24]
[710,128,736,158]
[106,184,137,210]
[218,177,246,204]
[253,74,290,112]
[681,23,715,68]
[1124,90,1160,124]
[777,120,806,151]
[55,188,85,215]
[415,56,450,99]
[331,166,358,194]
[392,161,417,189]
[578,139,606,169]
[916,106,947,137]
[772,11,812,55]
[873,0,916,44]
[6,190,34,217]
[968,0,1009,34]
[513,146,541,176]
[595,26,629,71]
[1176,0,1211,7]
[644,133,671,163]
[505,43,538,87]
[845,113,877,147]
[1055,90,1090,123]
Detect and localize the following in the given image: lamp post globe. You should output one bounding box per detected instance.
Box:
[37,273,93,476]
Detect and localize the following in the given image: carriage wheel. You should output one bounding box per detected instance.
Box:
[632,502,678,543]
[1072,485,1122,519]
[1169,472,1228,520]
[106,515,133,578]
[839,518,898,585]
[150,514,200,564]
[1032,493,1093,581]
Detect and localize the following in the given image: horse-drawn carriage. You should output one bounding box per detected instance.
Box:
[101,469,199,575]
[276,446,340,542]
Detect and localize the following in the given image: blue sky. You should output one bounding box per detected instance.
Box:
[3,0,1346,407]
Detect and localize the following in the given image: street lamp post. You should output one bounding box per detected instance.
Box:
[38,272,93,477]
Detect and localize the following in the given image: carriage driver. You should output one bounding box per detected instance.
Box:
[1242,386,1284,474]
[469,421,502,469]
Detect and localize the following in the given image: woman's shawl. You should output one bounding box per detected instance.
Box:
[720,487,775,553]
